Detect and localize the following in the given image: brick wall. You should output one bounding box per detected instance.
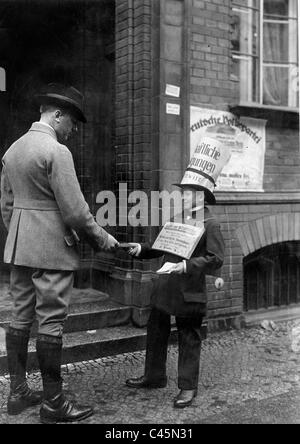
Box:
[107,0,156,321]
[108,0,300,328]
[186,0,300,327]
[264,128,300,191]
[207,198,300,328]
[115,0,153,250]
[189,0,236,109]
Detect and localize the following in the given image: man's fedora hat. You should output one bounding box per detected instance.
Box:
[35,83,87,123]
[174,136,231,205]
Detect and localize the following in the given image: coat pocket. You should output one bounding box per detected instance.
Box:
[182,291,207,303]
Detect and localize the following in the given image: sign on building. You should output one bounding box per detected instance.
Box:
[190,107,267,192]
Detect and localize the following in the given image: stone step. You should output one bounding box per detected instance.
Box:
[0,324,179,375]
[0,284,208,375]
[0,299,131,335]
[244,305,300,327]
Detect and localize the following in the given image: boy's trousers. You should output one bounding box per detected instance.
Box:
[144,307,203,390]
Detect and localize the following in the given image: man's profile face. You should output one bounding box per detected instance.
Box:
[56,111,78,142]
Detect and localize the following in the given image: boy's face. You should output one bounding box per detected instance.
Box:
[182,187,204,211]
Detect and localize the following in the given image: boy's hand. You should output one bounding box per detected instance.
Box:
[127,243,142,257]
[170,262,185,274]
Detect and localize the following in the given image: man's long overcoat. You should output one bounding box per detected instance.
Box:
[1,122,108,270]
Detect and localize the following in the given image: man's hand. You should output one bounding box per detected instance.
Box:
[105,233,119,252]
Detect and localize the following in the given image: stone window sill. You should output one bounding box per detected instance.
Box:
[214,191,300,205]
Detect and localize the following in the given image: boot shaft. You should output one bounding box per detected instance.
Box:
[6,327,30,391]
[36,334,63,400]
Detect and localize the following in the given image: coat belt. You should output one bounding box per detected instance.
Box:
[13,199,59,211]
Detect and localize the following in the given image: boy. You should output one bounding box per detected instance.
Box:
[125,185,224,408]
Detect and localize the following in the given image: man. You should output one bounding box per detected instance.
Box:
[0,83,118,423]
[125,185,224,408]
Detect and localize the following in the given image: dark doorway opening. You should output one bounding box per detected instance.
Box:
[0,0,116,281]
[244,242,300,312]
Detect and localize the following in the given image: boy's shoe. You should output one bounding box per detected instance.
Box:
[126,375,167,389]
[173,389,198,408]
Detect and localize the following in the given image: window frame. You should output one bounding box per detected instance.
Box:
[231,0,299,110]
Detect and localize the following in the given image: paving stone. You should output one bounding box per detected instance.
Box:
[0,320,300,423]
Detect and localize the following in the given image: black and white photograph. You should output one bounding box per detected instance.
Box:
[0,0,299,428]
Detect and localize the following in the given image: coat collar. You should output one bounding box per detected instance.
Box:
[29,122,57,141]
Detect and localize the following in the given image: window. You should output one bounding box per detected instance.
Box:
[244,242,300,311]
[232,0,299,109]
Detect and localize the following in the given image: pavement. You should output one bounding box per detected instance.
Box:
[0,319,300,424]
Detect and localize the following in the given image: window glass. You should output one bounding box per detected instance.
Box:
[264,0,289,18]
[263,22,290,64]
[232,0,299,108]
[263,66,290,106]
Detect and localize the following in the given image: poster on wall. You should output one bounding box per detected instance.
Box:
[190,106,267,192]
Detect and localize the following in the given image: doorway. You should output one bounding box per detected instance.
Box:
[0,0,116,280]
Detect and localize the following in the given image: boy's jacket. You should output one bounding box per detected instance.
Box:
[139,207,224,317]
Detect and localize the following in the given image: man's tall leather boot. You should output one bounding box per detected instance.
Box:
[36,334,93,424]
[6,327,42,415]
